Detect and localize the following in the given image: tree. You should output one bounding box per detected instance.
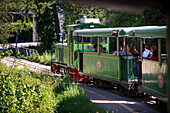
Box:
[103,9,166,27]
[59,3,107,32]
[33,0,60,52]
[0,0,34,46]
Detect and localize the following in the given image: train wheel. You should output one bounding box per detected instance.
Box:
[93,78,98,87]
[97,79,103,88]
[118,85,124,92]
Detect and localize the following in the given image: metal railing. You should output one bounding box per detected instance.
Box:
[18,47,38,56]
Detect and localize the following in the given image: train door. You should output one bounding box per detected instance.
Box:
[76,36,83,71]
[59,48,63,62]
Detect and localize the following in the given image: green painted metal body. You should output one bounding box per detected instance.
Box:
[53,26,168,97]
[82,52,133,81]
[52,23,109,67]
[142,59,167,98]
[54,44,69,64]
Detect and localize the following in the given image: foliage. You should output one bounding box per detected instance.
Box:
[56,84,106,113]
[33,1,59,52]
[0,63,106,113]
[103,9,166,27]
[7,22,33,43]
[0,49,13,59]
[0,64,58,112]
[59,3,107,32]
[0,0,34,45]
[38,50,52,65]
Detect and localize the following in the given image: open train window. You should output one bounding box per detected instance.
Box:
[75,37,90,44]
[92,37,107,44]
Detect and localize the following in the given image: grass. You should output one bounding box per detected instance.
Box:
[0,63,107,113]
[37,51,57,65]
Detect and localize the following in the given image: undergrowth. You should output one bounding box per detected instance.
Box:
[0,63,106,113]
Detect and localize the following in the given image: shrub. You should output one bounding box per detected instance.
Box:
[0,64,58,112]
[0,63,107,113]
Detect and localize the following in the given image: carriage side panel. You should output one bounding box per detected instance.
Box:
[142,59,167,99]
[83,52,121,81]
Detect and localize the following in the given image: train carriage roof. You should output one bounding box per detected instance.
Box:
[73,27,134,36]
[134,26,167,38]
[67,23,109,30]
[73,26,167,38]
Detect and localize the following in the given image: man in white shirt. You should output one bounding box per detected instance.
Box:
[142,44,151,58]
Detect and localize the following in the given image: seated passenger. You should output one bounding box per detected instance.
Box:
[93,44,104,53]
[103,47,107,53]
[113,45,132,56]
[99,44,104,53]
[119,46,124,51]
[149,49,159,61]
[142,44,151,58]
[130,46,139,57]
[93,44,98,52]
[150,45,157,56]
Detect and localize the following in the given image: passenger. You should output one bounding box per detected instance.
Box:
[93,44,104,53]
[93,44,98,52]
[130,46,139,57]
[149,49,159,61]
[142,44,151,58]
[113,45,132,56]
[103,47,107,53]
[99,44,104,53]
[119,46,124,51]
[130,46,139,78]
[150,45,157,56]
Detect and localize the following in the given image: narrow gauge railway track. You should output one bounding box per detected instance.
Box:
[83,82,167,113]
[81,84,161,113]
[1,56,51,75]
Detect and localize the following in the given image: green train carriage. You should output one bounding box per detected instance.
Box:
[51,23,167,101]
[73,27,136,89]
[73,26,167,100]
[133,26,167,102]
[51,18,109,76]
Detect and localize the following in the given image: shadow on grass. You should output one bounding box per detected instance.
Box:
[53,83,106,113]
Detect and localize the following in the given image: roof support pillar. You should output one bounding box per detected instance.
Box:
[123,36,126,50]
[117,31,119,56]
[167,9,170,113]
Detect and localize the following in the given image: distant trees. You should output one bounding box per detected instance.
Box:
[58,3,106,32]
[0,0,166,51]
[0,0,34,46]
[103,9,166,27]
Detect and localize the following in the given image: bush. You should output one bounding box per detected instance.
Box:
[0,63,107,113]
[0,64,58,112]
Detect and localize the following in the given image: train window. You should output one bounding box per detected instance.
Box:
[75,37,90,44]
[100,37,107,44]
[92,37,107,44]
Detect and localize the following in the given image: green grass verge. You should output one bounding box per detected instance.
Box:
[0,63,106,113]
